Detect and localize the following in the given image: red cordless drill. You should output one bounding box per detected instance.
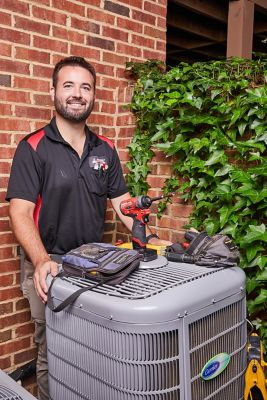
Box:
[120,194,171,262]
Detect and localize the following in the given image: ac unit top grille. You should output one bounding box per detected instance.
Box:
[0,385,23,400]
[64,262,222,300]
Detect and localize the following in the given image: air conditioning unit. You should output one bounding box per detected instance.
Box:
[46,257,247,400]
[0,369,37,400]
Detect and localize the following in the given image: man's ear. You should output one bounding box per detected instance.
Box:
[50,87,55,102]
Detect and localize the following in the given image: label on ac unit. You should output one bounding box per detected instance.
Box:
[200,353,231,380]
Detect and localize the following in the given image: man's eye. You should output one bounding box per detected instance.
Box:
[82,86,91,91]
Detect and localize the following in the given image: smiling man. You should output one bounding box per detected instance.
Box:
[6,56,169,400]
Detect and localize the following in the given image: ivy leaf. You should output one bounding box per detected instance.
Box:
[205,150,226,166]
[246,277,259,294]
[242,224,267,245]
[253,289,267,305]
[217,205,232,228]
[256,269,267,281]
[246,244,265,262]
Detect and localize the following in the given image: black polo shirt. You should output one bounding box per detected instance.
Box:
[6,117,128,254]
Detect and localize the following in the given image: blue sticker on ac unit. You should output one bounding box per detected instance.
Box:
[201,353,230,381]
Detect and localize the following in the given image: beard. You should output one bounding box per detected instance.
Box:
[54,95,95,122]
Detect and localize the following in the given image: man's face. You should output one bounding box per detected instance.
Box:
[51,65,95,123]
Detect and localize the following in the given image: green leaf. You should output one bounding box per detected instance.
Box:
[253,289,267,305]
[205,150,226,166]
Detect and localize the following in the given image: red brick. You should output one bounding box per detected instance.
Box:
[0,147,15,159]
[118,150,130,161]
[0,0,30,15]
[103,52,128,66]
[0,89,30,104]
[117,138,131,148]
[15,47,50,64]
[143,49,165,60]
[116,114,135,126]
[0,43,12,57]
[132,10,156,25]
[0,260,20,274]
[0,337,31,357]
[144,1,166,16]
[0,27,30,46]
[33,36,68,53]
[169,204,193,218]
[14,76,50,92]
[0,302,13,316]
[15,323,35,338]
[70,45,101,62]
[87,36,115,51]
[103,26,129,42]
[157,40,166,52]
[117,0,142,7]
[0,274,14,287]
[147,176,166,188]
[0,74,11,87]
[32,6,67,25]
[0,330,12,344]
[101,102,116,114]
[0,176,8,190]
[33,94,52,107]
[144,26,166,40]
[117,17,143,33]
[52,0,85,16]
[15,106,51,120]
[96,88,114,101]
[101,127,116,137]
[132,34,155,48]
[33,64,53,79]
[0,232,16,245]
[94,62,115,77]
[0,286,22,302]
[118,127,135,138]
[0,119,32,132]
[52,26,85,43]
[0,104,12,116]
[0,161,10,174]
[0,220,11,232]
[0,59,30,75]
[0,356,11,370]
[157,16,166,29]
[117,43,142,57]
[14,348,37,365]
[104,0,130,16]
[0,11,11,25]
[0,311,31,329]
[87,8,115,24]
[71,17,100,34]
[15,16,50,35]
[89,114,114,126]
[16,298,30,311]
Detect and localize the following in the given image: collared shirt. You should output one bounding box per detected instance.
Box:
[6,117,128,254]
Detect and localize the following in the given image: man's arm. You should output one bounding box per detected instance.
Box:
[111,193,172,245]
[9,198,58,303]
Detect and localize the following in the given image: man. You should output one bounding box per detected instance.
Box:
[6,56,169,400]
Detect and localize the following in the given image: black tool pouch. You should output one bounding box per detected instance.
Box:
[47,243,141,312]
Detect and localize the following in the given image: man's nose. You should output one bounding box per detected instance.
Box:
[73,85,82,97]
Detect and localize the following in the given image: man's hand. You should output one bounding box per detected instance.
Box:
[33,260,59,303]
[147,237,172,246]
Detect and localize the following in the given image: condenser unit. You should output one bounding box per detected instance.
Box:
[0,369,37,400]
[46,258,247,400]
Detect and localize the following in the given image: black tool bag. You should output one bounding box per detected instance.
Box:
[47,243,141,312]
[166,231,240,268]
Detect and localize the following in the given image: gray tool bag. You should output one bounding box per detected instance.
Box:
[166,231,240,268]
[47,243,141,312]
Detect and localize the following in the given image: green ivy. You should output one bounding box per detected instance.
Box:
[126,57,267,351]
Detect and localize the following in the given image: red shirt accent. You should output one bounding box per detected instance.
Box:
[33,194,42,229]
[27,129,46,151]
[96,134,114,149]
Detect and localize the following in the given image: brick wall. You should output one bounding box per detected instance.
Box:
[0,0,191,394]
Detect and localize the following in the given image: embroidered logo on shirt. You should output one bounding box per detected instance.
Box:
[89,156,109,172]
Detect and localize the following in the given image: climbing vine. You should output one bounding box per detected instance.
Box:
[126,56,267,350]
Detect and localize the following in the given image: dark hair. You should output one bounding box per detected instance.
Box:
[52,56,96,89]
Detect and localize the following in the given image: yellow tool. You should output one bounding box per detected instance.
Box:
[244,333,267,400]
[116,241,166,256]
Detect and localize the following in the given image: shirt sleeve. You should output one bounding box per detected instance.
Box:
[6,139,42,203]
[107,147,128,199]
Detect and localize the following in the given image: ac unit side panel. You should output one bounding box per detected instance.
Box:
[183,295,247,400]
